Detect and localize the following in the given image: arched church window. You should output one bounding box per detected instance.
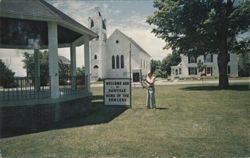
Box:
[116,55,120,69]
[121,55,124,69]
[90,19,94,28]
[102,20,106,30]
[112,56,115,69]
[116,40,119,44]
[94,55,97,60]
[94,65,99,69]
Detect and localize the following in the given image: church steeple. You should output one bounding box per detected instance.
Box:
[89,7,107,80]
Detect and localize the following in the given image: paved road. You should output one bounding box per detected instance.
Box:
[91,79,250,88]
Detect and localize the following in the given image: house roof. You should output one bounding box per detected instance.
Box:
[112,29,151,57]
[0,0,97,39]
[59,56,70,65]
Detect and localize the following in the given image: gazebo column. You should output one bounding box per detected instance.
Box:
[70,44,77,90]
[249,52,250,89]
[34,49,40,91]
[48,22,59,98]
[84,36,90,92]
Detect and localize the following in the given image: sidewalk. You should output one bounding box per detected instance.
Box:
[91,79,250,88]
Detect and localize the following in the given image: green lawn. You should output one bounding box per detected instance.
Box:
[0,84,250,158]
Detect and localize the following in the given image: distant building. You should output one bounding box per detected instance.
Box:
[171,54,238,79]
[89,8,151,82]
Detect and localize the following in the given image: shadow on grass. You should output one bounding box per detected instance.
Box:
[132,107,168,110]
[181,84,249,91]
[0,95,128,138]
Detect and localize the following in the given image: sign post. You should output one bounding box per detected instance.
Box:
[104,78,131,107]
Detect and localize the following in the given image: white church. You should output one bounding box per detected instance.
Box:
[88,8,151,82]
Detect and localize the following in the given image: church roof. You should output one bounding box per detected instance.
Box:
[0,0,97,39]
[113,29,151,57]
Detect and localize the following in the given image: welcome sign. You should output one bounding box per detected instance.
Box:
[104,78,131,106]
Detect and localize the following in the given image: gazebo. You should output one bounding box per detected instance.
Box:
[0,0,97,125]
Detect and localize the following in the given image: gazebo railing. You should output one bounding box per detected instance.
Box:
[0,75,87,102]
[59,75,86,96]
[0,77,50,101]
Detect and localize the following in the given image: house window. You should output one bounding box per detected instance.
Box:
[188,55,197,63]
[121,55,124,69]
[175,69,178,75]
[206,67,213,75]
[188,67,197,75]
[116,55,120,69]
[204,54,213,63]
[112,55,115,69]
[179,68,182,75]
[172,69,175,75]
[227,65,231,74]
[94,55,97,60]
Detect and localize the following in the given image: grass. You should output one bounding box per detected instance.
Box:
[0,84,250,158]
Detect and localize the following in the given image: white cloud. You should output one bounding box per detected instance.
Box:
[107,12,171,60]
[50,0,97,26]
[113,9,121,15]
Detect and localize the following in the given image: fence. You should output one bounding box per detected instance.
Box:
[0,75,87,101]
[0,77,50,101]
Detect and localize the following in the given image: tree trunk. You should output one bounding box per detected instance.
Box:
[217,51,229,88]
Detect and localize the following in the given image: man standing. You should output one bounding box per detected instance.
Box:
[145,71,156,109]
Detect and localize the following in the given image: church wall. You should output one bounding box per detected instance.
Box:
[105,30,151,80]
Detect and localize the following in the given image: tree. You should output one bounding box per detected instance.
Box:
[147,0,250,88]
[151,59,161,73]
[0,59,15,88]
[77,66,85,76]
[238,53,250,77]
[161,51,181,76]
[23,51,49,86]
[197,59,206,75]
[22,51,70,86]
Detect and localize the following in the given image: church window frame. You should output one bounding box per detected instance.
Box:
[112,55,115,69]
[116,55,120,69]
[121,55,124,69]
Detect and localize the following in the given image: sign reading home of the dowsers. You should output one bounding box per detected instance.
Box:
[104,79,131,106]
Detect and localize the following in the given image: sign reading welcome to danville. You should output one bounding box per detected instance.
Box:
[104,78,131,106]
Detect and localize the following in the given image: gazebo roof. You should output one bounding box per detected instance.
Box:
[0,0,97,49]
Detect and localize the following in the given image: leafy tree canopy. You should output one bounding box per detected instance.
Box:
[147,0,250,55]
[0,59,15,87]
[161,51,181,75]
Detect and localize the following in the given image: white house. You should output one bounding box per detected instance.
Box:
[171,54,238,79]
[89,8,151,82]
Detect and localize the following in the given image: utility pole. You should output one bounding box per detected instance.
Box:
[129,43,131,80]
[129,43,132,108]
